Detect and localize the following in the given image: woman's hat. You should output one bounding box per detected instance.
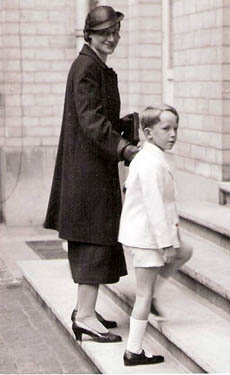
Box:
[84,6,124,32]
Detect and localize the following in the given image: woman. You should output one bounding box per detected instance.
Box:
[44,6,139,343]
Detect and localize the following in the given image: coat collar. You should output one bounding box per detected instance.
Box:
[79,44,116,74]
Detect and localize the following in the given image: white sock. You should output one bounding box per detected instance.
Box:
[126,317,148,354]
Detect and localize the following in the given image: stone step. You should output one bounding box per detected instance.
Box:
[105,251,230,373]
[219,182,230,206]
[175,229,230,315]
[18,259,187,374]
[178,200,230,251]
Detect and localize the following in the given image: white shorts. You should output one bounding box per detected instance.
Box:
[123,245,165,268]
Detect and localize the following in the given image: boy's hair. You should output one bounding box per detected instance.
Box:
[140,104,179,130]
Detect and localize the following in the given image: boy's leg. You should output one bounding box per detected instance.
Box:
[127,267,159,354]
[159,240,193,278]
[132,267,160,320]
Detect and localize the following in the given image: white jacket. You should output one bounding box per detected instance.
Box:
[118,142,180,249]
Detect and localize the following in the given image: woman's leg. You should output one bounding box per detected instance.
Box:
[74,283,108,333]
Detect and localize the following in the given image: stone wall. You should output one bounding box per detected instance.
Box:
[128,0,162,113]
[172,0,230,202]
[1,0,230,225]
[0,1,4,221]
[99,0,162,114]
[1,0,77,225]
[222,1,230,180]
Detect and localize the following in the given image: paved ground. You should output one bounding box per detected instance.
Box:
[0,281,98,374]
[0,225,98,374]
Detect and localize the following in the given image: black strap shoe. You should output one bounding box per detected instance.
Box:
[123,350,164,366]
[71,309,117,329]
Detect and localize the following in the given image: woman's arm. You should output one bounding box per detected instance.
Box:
[74,67,122,161]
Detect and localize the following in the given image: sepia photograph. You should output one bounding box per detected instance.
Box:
[1,0,230,373]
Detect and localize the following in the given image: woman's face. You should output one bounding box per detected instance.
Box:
[89,23,120,61]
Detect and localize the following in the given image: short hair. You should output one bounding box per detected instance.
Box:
[140,104,179,131]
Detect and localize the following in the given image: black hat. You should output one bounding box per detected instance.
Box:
[84,6,124,32]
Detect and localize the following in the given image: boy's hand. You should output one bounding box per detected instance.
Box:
[162,246,176,264]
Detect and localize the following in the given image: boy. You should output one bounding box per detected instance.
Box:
[118,104,193,366]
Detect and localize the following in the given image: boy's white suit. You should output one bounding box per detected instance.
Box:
[118,141,180,249]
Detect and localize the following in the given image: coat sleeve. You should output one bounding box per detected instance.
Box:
[139,162,173,248]
[74,67,122,161]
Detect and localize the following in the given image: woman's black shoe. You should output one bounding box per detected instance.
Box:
[72,321,122,343]
[71,309,117,329]
[123,350,164,366]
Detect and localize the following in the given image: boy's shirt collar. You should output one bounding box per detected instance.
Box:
[142,141,173,174]
[143,141,165,159]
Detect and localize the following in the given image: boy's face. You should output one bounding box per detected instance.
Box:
[144,111,178,151]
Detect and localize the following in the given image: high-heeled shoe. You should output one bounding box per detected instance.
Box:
[72,321,122,343]
[71,309,117,329]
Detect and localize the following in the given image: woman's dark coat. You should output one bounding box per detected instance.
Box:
[44,44,128,245]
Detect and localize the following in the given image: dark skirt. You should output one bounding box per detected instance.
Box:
[67,241,127,284]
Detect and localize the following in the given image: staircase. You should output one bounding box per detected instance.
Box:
[18,200,230,373]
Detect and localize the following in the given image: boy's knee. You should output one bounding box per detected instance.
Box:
[180,242,193,262]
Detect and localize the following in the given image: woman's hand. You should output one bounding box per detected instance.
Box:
[122,144,140,163]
